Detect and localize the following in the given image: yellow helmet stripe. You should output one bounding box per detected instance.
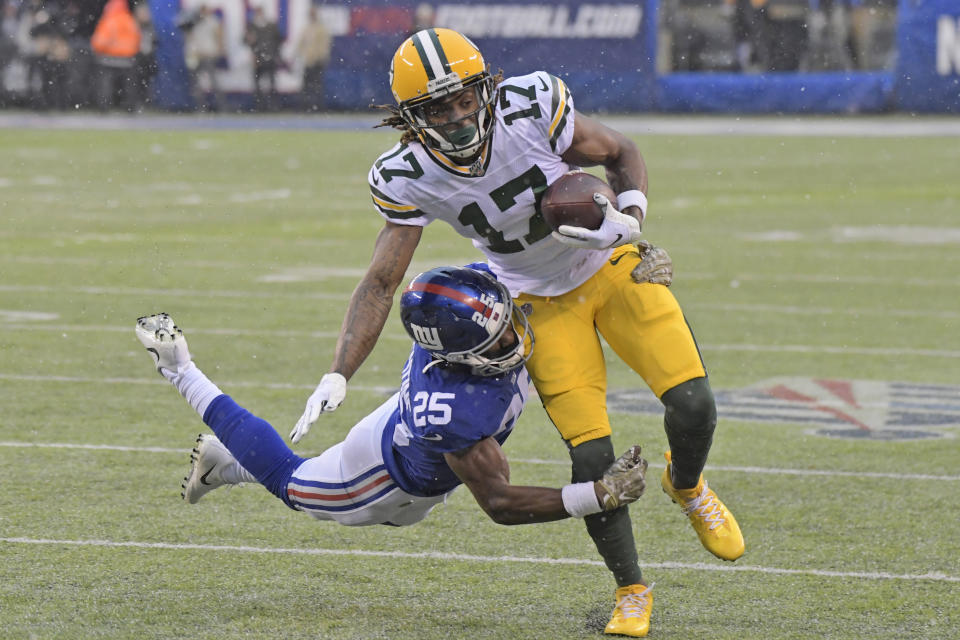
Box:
[412,29,451,82]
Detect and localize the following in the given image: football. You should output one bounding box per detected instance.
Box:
[540,171,616,232]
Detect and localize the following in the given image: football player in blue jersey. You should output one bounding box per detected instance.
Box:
[294,28,744,637]
[136,265,648,536]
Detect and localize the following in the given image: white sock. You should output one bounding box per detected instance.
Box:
[221,461,257,485]
[166,364,255,484]
[169,362,224,418]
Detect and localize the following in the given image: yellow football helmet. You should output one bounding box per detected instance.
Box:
[389,28,496,159]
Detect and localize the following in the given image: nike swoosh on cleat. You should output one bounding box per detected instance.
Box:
[199,466,216,485]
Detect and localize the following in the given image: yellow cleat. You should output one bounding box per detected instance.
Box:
[604,583,653,637]
[662,451,745,561]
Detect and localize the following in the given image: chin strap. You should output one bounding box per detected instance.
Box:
[469,156,486,176]
[421,358,444,374]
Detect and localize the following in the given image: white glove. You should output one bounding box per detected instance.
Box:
[595,445,648,510]
[552,193,643,250]
[290,373,347,444]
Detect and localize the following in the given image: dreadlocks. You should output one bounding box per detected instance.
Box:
[372,104,419,145]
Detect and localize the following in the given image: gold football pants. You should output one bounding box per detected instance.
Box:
[515,245,706,447]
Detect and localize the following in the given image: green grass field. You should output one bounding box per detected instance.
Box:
[1,118,958,639]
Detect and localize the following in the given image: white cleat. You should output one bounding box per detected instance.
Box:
[182,434,237,504]
[136,313,192,379]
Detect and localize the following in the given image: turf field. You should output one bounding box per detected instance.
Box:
[1,117,958,639]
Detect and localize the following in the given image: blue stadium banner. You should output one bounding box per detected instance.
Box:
[147,0,959,112]
[148,0,656,111]
[896,0,960,112]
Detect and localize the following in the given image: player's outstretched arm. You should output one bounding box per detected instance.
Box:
[292,222,422,443]
[330,222,423,381]
[444,438,648,525]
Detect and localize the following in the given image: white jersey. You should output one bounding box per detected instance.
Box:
[368,71,611,297]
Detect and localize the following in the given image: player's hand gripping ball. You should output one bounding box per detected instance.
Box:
[540,171,616,231]
[543,171,643,250]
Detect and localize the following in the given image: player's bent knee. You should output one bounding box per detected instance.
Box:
[662,376,717,437]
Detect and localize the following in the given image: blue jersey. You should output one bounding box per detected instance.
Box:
[380,344,529,497]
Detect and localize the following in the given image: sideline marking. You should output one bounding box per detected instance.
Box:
[1,537,956,583]
[3,113,960,137]
[2,441,957,482]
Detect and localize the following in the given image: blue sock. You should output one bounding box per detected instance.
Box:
[202,394,305,509]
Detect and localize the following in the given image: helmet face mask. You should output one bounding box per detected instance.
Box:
[400,77,496,159]
[400,266,533,377]
[438,302,529,376]
[390,29,497,160]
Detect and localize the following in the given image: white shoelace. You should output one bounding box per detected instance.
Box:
[617,583,654,619]
[681,482,725,530]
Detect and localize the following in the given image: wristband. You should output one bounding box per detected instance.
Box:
[561,482,603,518]
[617,190,648,222]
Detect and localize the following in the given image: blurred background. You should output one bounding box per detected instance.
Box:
[0,0,956,115]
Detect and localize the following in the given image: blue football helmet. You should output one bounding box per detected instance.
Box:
[400,266,532,377]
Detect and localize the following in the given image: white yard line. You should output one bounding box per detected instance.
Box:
[3,323,958,357]
[3,270,959,297]
[1,441,957,482]
[5,246,960,267]
[0,324,384,341]
[0,442,189,453]
[681,272,960,288]
[705,344,960,358]
[1,537,956,583]
[685,302,960,320]
[0,284,349,301]
[0,373,397,391]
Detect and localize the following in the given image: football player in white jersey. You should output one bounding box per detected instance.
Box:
[136,266,648,534]
[294,28,744,637]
